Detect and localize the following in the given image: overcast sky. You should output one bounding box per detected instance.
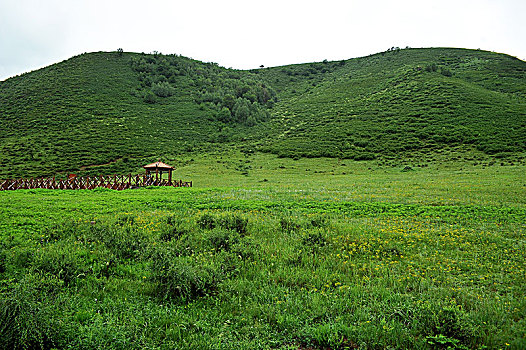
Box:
[1,0,525,81]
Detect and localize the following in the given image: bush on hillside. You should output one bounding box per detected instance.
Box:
[143,90,156,103]
[151,81,176,97]
[150,246,226,301]
[131,53,275,127]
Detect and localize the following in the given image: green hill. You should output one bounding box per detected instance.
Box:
[1,48,525,178]
[258,48,526,161]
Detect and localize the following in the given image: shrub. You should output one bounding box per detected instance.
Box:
[217,107,234,123]
[426,334,469,349]
[233,98,250,123]
[231,238,259,261]
[417,304,475,346]
[12,247,33,269]
[300,323,355,350]
[218,213,248,235]
[280,216,301,233]
[150,247,223,301]
[162,215,190,241]
[0,274,63,349]
[302,228,327,249]
[310,214,328,228]
[477,142,515,155]
[197,212,248,235]
[197,213,216,230]
[116,214,136,226]
[354,152,377,161]
[151,81,176,97]
[425,63,438,72]
[440,67,453,77]
[208,228,239,251]
[143,90,156,103]
[0,245,6,274]
[87,222,148,260]
[160,225,187,242]
[32,242,85,286]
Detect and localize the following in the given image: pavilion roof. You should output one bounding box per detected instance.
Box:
[143,161,174,170]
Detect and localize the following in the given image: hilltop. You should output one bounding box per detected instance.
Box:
[0,48,525,178]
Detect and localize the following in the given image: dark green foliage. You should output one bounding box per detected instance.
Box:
[299,323,356,350]
[302,228,327,249]
[143,90,156,103]
[197,212,216,230]
[354,152,377,161]
[130,53,275,127]
[0,245,6,274]
[12,247,33,269]
[0,275,63,350]
[87,221,147,259]
[280,216,301,233]
[116,213,136,226]
[310,214,328,228]
[160,224,187,242]
[208,228,239,251]
[418,304,475,347]
[150,81,176,97]
[440,67,453,77]
[149,245,225,301]
[426,334,470,350]
[197,212,248,235]
[425,63,438,72]
[32,241,87,286]
[218,213,248,235]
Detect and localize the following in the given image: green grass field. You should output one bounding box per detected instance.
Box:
[1,154,525,349]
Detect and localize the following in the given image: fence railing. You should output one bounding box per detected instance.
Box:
[0,174,192,191]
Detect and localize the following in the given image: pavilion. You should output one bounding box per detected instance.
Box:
[143,161,174,184]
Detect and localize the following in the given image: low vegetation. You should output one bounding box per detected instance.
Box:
[1,159,525,349]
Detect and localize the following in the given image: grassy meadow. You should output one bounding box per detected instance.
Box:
[1,153,525,349]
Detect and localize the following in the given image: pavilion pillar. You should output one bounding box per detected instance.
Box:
[168,169,172,185]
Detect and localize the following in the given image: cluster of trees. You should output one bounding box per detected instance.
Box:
[279,60,344,77]
[130,53,276,126]
[197,81,274,126]
[424,63,453,77]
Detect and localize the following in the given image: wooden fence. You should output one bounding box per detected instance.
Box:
[0,174,192,191]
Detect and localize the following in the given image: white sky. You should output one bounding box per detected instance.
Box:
[1,0,525,81]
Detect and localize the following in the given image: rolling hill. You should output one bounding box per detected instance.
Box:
[0,47,525,178]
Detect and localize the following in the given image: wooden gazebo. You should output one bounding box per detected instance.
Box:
[143,161,174,184]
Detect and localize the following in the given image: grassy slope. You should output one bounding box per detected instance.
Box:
[1,52,138,177]
[0,52,232,178]
[1,48,525,179]
[259,48,526,161]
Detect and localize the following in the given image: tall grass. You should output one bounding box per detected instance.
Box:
[0,178,524,348]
